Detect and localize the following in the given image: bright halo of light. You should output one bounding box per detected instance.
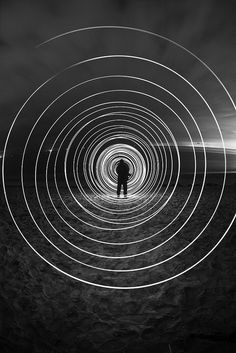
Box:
[2,26,235,289]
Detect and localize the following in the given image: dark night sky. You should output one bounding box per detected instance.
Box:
[1,0,236,171]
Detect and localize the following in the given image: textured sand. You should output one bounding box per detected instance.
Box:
[1,185,236,352]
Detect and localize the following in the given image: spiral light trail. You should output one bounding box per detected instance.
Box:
[2,27,235,289]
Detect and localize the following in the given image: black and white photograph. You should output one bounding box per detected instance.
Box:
[1,1,236,352]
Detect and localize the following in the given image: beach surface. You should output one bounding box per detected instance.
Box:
[1,184,236,352]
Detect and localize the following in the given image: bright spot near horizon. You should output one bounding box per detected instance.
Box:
[154,141,236,152]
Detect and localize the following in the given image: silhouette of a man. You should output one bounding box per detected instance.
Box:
[116,159,131,198]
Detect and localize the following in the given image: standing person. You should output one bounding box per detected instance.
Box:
[116,159,131,198]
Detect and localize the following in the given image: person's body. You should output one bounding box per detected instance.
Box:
[116,159,131,198]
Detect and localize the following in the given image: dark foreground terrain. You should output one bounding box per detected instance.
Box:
[1,184,236,353]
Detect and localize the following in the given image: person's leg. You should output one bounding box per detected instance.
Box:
[123,181,127,197]
[117,180,121,197]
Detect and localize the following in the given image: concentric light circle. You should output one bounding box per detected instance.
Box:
[2,26,236,289]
